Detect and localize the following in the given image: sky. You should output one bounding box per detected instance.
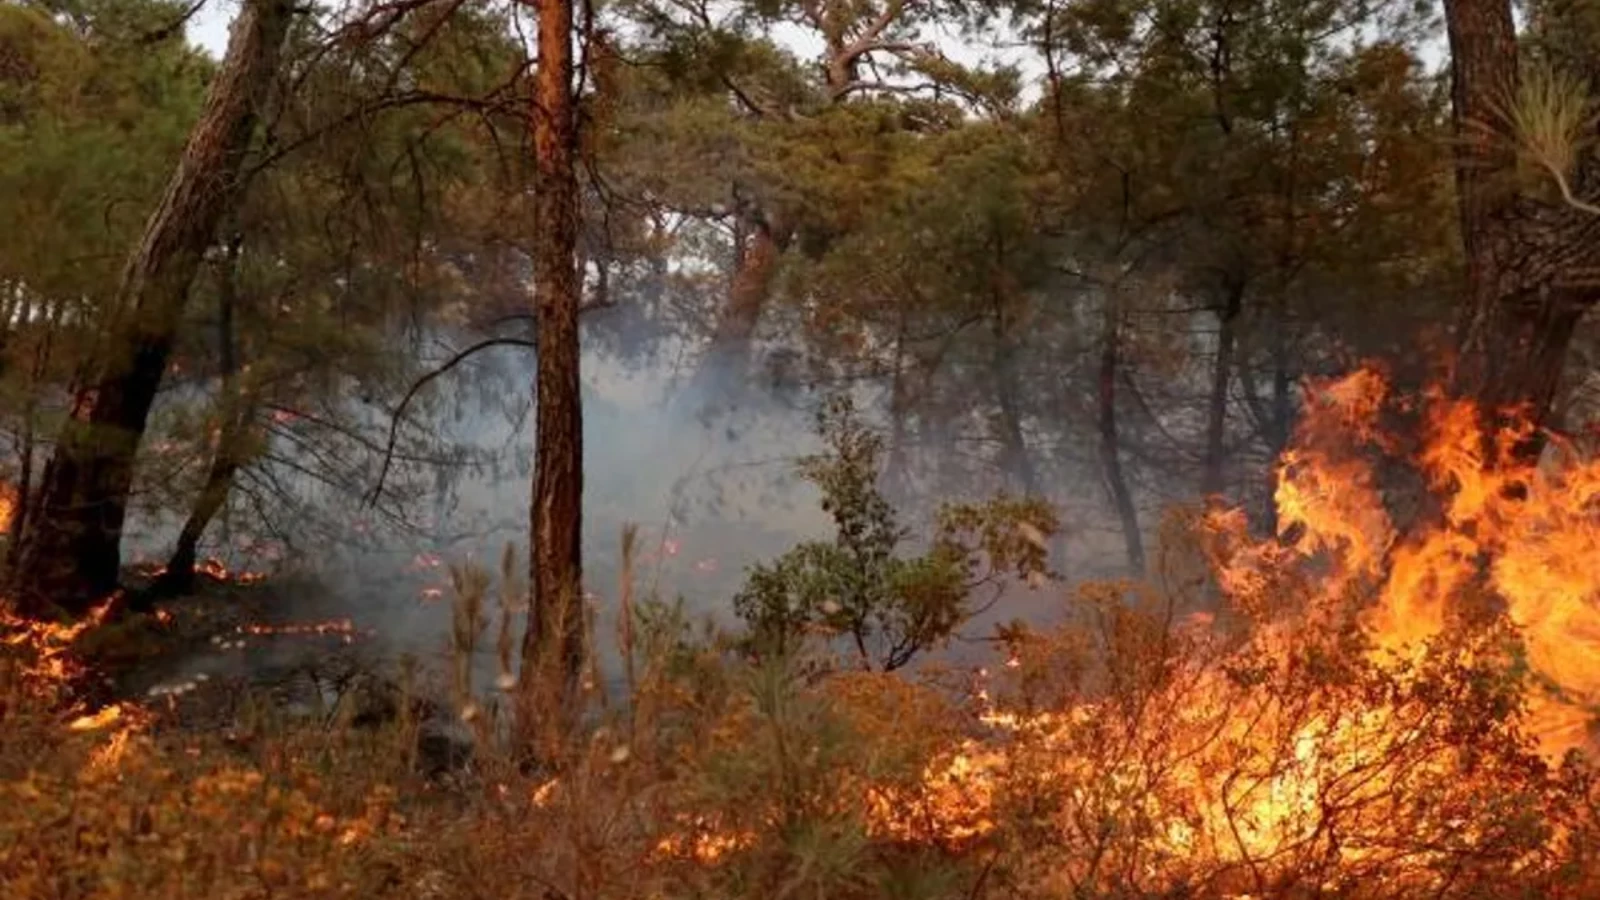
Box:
[187,0,234,53]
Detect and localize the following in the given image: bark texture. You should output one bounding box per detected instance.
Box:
[521,0,585,693]
[1444,0,1600,462]
[11,0,293,616]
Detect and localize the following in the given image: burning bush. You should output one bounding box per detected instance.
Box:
[646,368,1600,897]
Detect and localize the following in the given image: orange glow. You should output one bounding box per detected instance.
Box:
[68,704,125,732]
[234,618,364,644]
[197,557,267,584]
[1,594,117,686]
[843,368,1600,885]
[132,556,267,585]
[0,480,17,534]
[653,817,753,863]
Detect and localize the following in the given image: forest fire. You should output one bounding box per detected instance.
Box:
[1218,368,1600,760]
[827,367,1600,890]
[623,369,1596,892]
[7,370,1600,896]
[1,595,116,687]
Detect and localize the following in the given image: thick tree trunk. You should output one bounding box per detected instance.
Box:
[1444,0,1600,462]
[1232,312,1294,534]
[989,244,1039,498]
[1097,297,1144,575]
[10,0,293,617]
[0,280,18,377]
[1201,281,1244,499]
[521,0,585,695]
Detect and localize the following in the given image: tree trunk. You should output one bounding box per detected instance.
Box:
[9,0,293,618]
[992,318,1040,499]
[147,233,249,602]
[686,14,885,400]
[1097,295,1144,575]
[521,0,585,697]
[1201,281,1244,499]
[1443,0,1600,463]
[686,214,790,410]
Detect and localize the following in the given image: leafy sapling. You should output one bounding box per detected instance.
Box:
[734,393,1058,671]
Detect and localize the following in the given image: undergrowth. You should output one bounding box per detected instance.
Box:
[4,399,1600,899]
[5,546,1600,899]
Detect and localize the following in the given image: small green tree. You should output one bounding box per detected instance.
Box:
[734,394,1056,672]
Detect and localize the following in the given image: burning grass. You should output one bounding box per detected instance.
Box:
[5,369,1600,897]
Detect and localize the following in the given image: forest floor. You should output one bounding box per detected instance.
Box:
[76,576,390,731]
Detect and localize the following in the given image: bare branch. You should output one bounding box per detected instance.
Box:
[365,337,534,507]
[139,0,212,45]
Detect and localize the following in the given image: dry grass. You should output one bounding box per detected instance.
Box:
[4,534,1600,899]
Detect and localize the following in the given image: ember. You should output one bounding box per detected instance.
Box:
[0,480,16,534]
[195,557,268,584]
[132,556,267,584]
[234,617,367,642]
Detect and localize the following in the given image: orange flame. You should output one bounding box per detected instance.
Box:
[844,367,1600,883]
[0,481,16,534]
[132,556,267,585]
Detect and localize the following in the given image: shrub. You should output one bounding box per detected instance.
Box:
[733,394,1057,671]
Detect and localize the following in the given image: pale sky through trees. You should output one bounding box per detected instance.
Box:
[184,0,1040,87]
[186,1,1448,139]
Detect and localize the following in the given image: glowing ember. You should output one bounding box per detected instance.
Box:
[86,724,137,773]
[132,556,266,584]
[197,557,267,584]
[1,594,117,686]
[531,778,559,808]
[653,818,753,863]
[234,617,366,643]
[68,704,125,731]
[0,480,16,534]
[410,553,444,571]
